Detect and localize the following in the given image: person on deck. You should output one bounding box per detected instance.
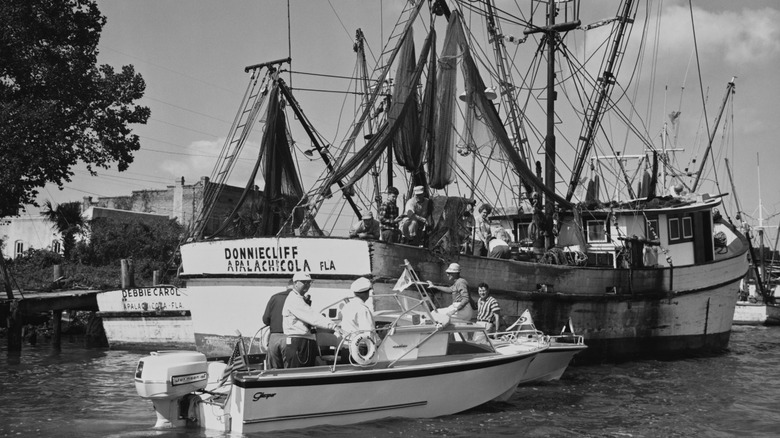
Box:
[488,230,512,259]
[340,277,376,338]
[349,211,381,240]
[282,272,342,368]
[261,279,293,369]
[475,282,500,333]
[378,187,403,243]
[427,263,475,322]
[473,282,501,342]
[400,185,432,245]
[459,199,476,254]
[473,203,493,256]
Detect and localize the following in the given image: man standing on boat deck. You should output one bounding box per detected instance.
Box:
[427,263,475,322]
[262,279,294,369]
[282,272,342,368]
[473,203,493,256]
[378,186,403,243]
[349,211,381,240]
[340,277,376,337]
[400,185,432,246]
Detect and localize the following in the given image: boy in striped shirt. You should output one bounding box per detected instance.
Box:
[476,282,500,333]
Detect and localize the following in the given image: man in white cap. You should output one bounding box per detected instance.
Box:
[340,277,376,337]
[282,272,342,368]
[426,262,475,321]
[349,211,381,240]
[400,185,431,245]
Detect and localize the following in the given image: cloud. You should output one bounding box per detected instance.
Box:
[159,138,263,188]
[660,5,780,66]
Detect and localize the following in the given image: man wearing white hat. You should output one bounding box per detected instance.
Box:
[282,272,342,368]
[400,185,431,245]
[340,277,376,337]
[349,211,381,240]
[426,263,475,321]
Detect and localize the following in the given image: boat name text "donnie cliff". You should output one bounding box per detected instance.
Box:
[223,245,339,273]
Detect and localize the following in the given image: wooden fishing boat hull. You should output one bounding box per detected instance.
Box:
[96,287,194,349]
[197,351,536,433]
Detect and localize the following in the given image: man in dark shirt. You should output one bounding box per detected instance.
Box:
[262,280,293,369]
[378,186,402,243]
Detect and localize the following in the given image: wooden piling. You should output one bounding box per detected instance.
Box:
[121,259,135,289]
[51,309,62,350]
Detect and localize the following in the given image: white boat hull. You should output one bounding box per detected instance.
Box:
[196,352,535,433]
[733,301,780,326]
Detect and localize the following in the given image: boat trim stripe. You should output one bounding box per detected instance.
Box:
[234,353,530,388]
[242,400,427,425]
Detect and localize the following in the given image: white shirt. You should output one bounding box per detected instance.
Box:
[340,298,375,336]
[282,290,335,339]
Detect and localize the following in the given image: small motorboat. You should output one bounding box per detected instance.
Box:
[134,291,546,434]
[492,310,587,384]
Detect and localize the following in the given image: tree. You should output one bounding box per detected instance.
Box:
[41,200,84,259]
[0,0,150,218]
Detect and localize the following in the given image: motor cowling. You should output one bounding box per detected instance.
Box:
[135,351,208,400]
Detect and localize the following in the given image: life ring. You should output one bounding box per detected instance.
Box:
[349,333,377,366]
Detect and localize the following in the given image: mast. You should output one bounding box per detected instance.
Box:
[544,0,557,250]
[354,29,384,207]
[277,79,363,219]
[691,78,736,192]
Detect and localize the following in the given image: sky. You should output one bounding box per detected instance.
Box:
[34,0,780,243]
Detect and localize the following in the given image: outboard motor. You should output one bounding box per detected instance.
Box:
[134,351,208,428]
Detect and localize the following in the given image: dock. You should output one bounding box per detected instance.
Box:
[1,289,105,352]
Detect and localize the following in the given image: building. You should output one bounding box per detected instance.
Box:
[2,176,263,259]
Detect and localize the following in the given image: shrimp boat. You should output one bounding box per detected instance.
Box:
[135,291,545,433]
[181,0,748,363]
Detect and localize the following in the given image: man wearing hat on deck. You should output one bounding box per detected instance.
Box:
[340,277,376,338]
[349,210,381,240]
[400,185,432,245]
[282,272,343,368]
[427,262,475,322]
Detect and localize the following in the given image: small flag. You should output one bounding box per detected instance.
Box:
[393,267,415,291]
[510,309,537,333]
[218,337,247,386]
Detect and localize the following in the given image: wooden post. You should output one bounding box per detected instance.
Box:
[7,300,22,352]
[153,270,161,286]
[51,309,62,350]
[53,264,62,282]
[1,252,22,352]
[121,259,135,289]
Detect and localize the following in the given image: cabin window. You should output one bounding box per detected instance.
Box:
[52,240,61,254]
[668,214,693,243]
[515,222,531,244]
[668,218,680,241]
[646,218,659,240]
[14,240,24,258]
[682,217,693,239]
[586,220,608,243]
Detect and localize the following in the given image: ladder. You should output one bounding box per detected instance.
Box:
[189,59,289,239]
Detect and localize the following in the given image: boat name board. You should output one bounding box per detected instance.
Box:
[121,286,185,312]
[181,238,372,276]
